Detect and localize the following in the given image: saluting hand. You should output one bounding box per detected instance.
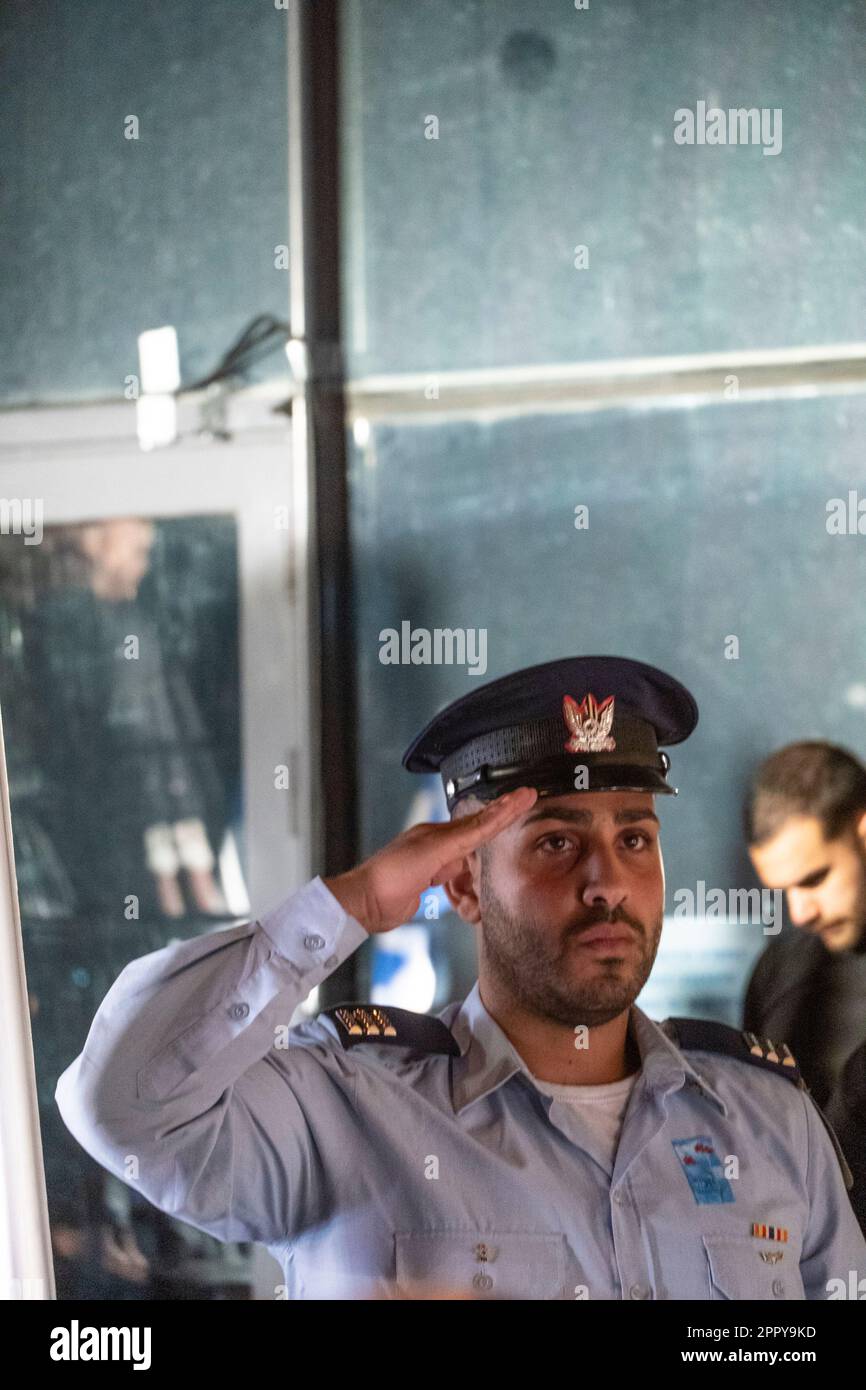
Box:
[322,786,538,934]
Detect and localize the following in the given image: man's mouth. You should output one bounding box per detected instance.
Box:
[571,924,637,950]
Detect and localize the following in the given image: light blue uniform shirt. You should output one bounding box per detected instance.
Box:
[56,875,866,1300]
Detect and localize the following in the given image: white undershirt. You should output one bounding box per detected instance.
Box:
[531,1072,640,1168]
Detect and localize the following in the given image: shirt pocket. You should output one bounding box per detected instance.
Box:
[703,1234,805,1301]
[394,1231,565,1300]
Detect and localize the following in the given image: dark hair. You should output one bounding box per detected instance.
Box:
[744,741,866,846]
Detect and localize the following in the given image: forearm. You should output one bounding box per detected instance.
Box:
[55,876,369,1196]
[320,869,373,929]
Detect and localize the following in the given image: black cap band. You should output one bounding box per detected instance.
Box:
[445,753,675,811]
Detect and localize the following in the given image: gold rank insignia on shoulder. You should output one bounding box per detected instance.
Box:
[661,1018,801,1083]
[322,1001,461,1056]
[743,1032,798,1067]
[334,1005,397,1037]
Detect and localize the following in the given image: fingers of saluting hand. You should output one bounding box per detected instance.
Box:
[445,786,538,854]
[425,787,537,889]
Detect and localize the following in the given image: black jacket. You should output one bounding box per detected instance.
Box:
[744,928,866,1108]
[825,1041,866,1237]
[744,927,866,1232]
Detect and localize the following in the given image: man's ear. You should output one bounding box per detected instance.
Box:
[442,851,483,925]
[855,808,866,852]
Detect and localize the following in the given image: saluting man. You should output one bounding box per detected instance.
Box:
[56,656,866,1300]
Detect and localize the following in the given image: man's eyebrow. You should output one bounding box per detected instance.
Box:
[792,865,829,888]
[520,805,660,828]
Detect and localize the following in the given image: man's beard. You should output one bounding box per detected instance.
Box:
[822,835,866,954]
[478,855,663,1028]
[846,843,866,954]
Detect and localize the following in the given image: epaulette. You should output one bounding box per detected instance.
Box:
[662,1017,801,1083]
[322,1002,461,1056]
[662,1017,854,1190]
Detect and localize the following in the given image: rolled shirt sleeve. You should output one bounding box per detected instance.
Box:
[55,876,370,1245]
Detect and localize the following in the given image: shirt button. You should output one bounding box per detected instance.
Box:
[772,1279,785,1297]
[629,1284,650,1300]
[229,1002,249,1020]
[304,933,326,951]
[612,1190,624,1205]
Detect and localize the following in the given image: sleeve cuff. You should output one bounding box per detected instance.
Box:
[258,874,370,970]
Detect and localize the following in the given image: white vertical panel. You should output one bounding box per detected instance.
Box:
[0,701,54,1299]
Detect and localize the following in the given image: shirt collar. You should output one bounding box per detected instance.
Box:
[448,980,728,1116]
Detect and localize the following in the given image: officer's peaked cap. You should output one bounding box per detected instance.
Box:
[402,654,698,812]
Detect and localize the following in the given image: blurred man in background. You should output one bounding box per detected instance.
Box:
[744,741,866,1230]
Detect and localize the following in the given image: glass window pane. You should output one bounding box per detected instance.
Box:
[0,2,288,406]
[341,0,866,375]
[0,514,254,1298]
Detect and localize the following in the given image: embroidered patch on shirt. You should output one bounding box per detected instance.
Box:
[672,1135,736,1205]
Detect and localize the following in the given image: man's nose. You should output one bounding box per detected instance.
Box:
[787,889,818,928]
[579,843,628,912]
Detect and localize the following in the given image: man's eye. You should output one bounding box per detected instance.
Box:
[537,835,576,854]
[622,832,651,850]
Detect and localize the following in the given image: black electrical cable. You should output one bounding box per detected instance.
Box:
[179,314,292,394]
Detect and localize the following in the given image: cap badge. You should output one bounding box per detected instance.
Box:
[562,692,617,753]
